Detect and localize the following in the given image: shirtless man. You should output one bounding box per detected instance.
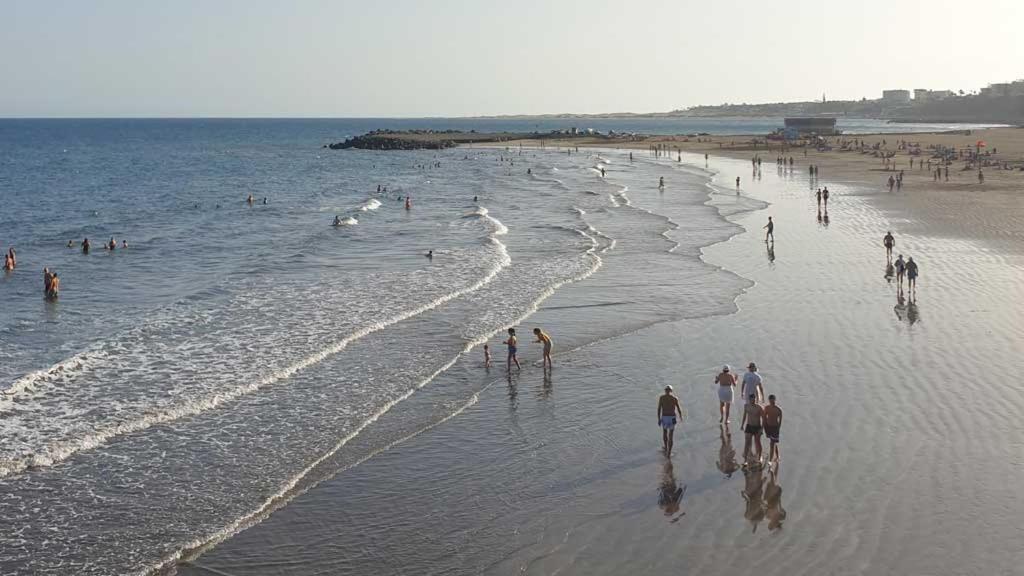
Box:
[883,231,895,261]
[741,394,764,465]
[763,394,783,464]
[657,385,683,455]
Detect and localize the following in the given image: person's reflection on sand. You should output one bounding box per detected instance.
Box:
[741,464,766,533]
[816,208,823,226]
[717,424,739,479]
[507,373,518,409]
[765,465,787,532]
[539,371,552,399]
[885,263,894,283]
[906,299,920,325]
[766,241,775,265]
[658,459,686,522]
[894,292,907,321]
[822,210,830,227]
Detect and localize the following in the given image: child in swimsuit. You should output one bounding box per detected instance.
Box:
[504,328,521,372]
[483,344,491,368]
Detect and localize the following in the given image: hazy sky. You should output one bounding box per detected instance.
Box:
[2,0,1021,117]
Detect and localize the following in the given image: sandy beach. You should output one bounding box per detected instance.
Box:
[175,142,1024,575]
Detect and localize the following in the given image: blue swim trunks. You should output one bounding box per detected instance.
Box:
[660,416,677,430]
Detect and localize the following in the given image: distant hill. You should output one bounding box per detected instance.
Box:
[474,95,1024,125]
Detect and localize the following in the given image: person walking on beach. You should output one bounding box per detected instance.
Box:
[763,394,782,464]
[822,187,830,207]
[764,217,774,242]
[716,365,737,423]
[887,175,895,192]
[816,188,822,207]
[533,328,553,370]
[894,254,906,291]
[741,394,764,465]
[658,385,684,455]
[504,328,521,372]
[742,363,764,405]
[905,257,919,294]
[883,231,895,261]
[736,176,741,190]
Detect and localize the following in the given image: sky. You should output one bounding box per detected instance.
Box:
[2,0,1022,117]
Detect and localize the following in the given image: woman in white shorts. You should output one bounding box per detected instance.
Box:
[715,365,737,424]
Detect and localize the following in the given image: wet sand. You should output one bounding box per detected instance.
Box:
[177,150,1024,575]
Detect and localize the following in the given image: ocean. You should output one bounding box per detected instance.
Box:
[0,117,1010,575]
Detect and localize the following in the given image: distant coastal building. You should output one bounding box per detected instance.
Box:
[783,117,837,137]
[980,80,1024,97]
[882,89,912,103]
[914,89,954,102]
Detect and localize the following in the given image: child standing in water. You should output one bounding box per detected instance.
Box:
[483,344,492,368]
[504,328,521,372]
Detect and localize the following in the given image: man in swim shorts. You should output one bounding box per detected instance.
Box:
[715,365,737,424]
[741,394,764,465]
[658,385,683,455]
[533,328,553,370]
[763,394,782,464]
[883,231,895,261]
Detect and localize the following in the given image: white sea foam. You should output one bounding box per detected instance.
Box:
[359,199,382,211]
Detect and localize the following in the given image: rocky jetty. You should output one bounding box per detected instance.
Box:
[325,128,631,150]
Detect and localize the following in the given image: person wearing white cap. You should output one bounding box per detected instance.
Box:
[657,385,683,456]
[742,362,764,405]
[715,365,738,424]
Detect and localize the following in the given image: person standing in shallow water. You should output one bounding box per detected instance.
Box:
[658,385,683,455]
[905,257,919,294]
[883,231,895,261]
[763,394,782,464]
[715,365,737,423]
[764,217,774,242]
[741,394,764,465]
[504,328,521,372]
[533,328,553,370]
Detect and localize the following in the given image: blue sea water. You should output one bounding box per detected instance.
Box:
[0,117,990,574]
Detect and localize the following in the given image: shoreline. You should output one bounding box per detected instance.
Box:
[176,143,1024,575]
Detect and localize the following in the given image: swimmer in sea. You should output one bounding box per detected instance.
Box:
[658,385,684,455]
[82,238,90,254]
[533,327,553,370]
[333,215,341,226]
[107,237,116,251]
[405,196,411,210]
[426,250,433,259]
[659,176,665,188]
[122,240,128,249]
[47,272,60,299]
[483,344,492,368]
[67,240,74,248]
[504,328,521,372]
[247,194,254,205]
[600,167,605,178]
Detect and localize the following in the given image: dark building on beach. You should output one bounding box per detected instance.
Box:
[783,116,838,137]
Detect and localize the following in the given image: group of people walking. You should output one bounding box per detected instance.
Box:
[658,362,782,466]
[883,231,919,296]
